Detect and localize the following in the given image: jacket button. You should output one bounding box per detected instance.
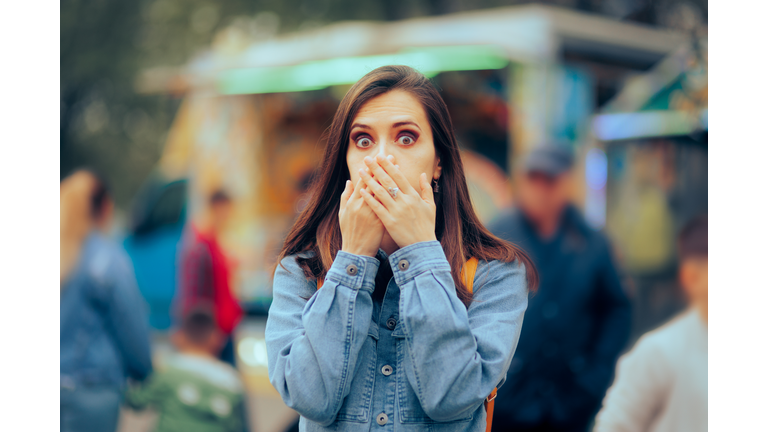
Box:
[386,317,397,330]
[381,365,393,376]
[346,264,358,276]
[376,413,389,425]
[397,259,409,271]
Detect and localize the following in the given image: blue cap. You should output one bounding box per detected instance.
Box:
[522,144,574,177]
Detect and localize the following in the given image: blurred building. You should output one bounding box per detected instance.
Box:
[123,5,706,431]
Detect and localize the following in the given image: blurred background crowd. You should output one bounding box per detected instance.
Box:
[60,0,708,431]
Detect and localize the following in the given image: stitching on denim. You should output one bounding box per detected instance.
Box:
[393,268,428,287]
[333,285,356,413]
[389,241,442,258]
[400,282,426,409]
[388,257,449,271]
[393,262,450,287]
[360,339,377,422]
[327,254,381,291]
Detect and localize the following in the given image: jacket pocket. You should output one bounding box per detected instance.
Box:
[394,336,473,424]
[335,331,377,423]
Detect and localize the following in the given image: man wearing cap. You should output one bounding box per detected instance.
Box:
[489,144,632,432]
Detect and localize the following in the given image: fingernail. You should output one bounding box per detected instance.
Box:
[359,168,366,175]
[364,156,373,164]
[387,155,394,161]
[395,164,400,169]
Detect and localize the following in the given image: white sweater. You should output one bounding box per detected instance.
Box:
[594,309,708,432]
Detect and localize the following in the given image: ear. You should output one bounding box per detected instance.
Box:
[433,156,442,180]
[678,261,695,298]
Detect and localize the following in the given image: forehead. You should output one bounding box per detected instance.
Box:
[352,90,429,126]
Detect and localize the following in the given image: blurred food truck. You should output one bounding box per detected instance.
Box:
[586,39,707,340]
[125,5,703,431]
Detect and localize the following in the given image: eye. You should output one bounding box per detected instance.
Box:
[355,136,373,148]
[397,134,415,145]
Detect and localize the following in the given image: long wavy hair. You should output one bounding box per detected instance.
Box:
[277,65,538,305]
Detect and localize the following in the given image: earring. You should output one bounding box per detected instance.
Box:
[432,178,440,193]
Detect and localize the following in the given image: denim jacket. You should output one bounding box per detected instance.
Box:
[266,241,528,431]
[60,232,153,390]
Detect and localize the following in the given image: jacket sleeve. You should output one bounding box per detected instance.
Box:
[593,335,670,432]
[392,241,529,422]
[265,252,380,426]
[105,251,154,381]
[577,238,632,398]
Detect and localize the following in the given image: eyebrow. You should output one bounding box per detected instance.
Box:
[350,121,422,131]
[393,121,422,131]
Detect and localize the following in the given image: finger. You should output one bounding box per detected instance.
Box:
[359,168,395,208]
[348,177,364,204]
[375,154,417,195]
[420,173,434,204]
[359,188,391,222]
[387,154,399,170]
[364,156,397,190]
[340,180,352,209]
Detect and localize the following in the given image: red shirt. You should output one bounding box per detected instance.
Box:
[178,224,242,334]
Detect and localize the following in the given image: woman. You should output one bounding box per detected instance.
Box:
[60,170,153,432]
[266,65,538,432]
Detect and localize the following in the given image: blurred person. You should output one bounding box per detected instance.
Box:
[126,305,248,432]
[593,216,707,432]
[266,65,538,432]
[488,145,632,432]
[176,190,243,366]
[60,169,153,432]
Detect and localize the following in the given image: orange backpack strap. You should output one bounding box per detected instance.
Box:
[318,256,496,431]
[460,257,479,293]
[484,388,497,432]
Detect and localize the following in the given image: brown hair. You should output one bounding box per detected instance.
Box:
[277,65,538,305]
[180,304,219,345]
[60,169,111,285]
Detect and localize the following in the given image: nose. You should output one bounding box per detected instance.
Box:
[376,141,389,158]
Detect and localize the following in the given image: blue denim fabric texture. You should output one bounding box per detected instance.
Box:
[266,240,528,431]
[60,386,122,432]
[60,232,153,390]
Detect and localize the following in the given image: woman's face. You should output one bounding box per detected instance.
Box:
[346,89,441,192]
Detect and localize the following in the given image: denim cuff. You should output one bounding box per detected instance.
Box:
[326,251,380,293]
[388,241,450,287]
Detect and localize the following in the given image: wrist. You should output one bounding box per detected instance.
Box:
[341,244,378,257]
[400,235,437,248]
